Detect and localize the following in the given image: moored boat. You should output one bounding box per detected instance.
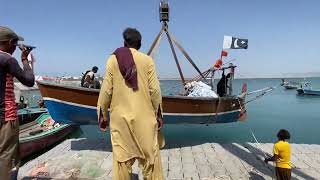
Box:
[297,88,320,96]
[37,81,247,125]
[283,84,299,90]
[281,79,300,89]
[18,107,47,125]
[19,113,79,159]
[36,2,248,126]
[296,82,320,96]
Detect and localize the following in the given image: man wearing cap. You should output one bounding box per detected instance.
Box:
[0,26,35,179]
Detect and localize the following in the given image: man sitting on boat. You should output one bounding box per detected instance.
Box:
[97,28,164,179]
[217,71,231,97]
[81,66,100,89]
[0,26,35,180]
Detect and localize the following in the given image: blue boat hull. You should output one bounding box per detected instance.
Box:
[37,81,246,125]
[44,99,241,125]
[297,88,320,96]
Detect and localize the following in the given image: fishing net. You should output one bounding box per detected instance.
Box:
[30,150,108,179]
[186,81,218,98]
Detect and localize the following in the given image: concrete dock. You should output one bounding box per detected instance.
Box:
[19,138,320,180]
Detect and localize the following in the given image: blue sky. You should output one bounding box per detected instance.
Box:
[1,0,320,78]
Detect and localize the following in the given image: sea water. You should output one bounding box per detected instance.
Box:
[75,78,320,146]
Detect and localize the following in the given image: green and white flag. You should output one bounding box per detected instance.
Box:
[223,36,248,49]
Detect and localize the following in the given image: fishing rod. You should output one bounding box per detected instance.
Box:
[249,129,268,158]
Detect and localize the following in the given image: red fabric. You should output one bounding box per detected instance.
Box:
[242,83,248,93]
[221,50,228,57]
[5,73,17,121]
[113,47,138,91]
[213,59,223,69]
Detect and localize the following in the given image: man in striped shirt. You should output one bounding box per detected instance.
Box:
[0,26,35,180]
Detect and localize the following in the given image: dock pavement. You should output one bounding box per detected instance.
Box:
[18,138,320,180]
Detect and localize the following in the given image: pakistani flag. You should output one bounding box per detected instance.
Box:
[223,36,248,49]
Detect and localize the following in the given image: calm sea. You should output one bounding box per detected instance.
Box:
[73,78,320,146]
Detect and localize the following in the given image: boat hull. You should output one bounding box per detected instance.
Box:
[297,88,320,96]
[19,114,78,159]
[18,108,48,125]
[37,81,246,125]
[283,85,298,90]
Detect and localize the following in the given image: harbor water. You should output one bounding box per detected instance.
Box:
[75,78,320,146]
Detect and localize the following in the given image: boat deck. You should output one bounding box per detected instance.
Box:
[19,121,49,138]
[18,138,320,179]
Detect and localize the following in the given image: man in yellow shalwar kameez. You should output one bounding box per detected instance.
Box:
[97,28,164,180]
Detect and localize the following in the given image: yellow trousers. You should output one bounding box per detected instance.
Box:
[112,148,163,180]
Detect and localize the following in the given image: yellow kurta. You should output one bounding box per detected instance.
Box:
[97,48,162,165]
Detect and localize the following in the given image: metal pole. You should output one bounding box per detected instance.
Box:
[229,64,235,95]
[164,28,185,85]
[166,29,206,81]
[147,27,164,56]
[211,69,215,90]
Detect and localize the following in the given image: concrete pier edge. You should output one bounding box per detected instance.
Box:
[18,138,320,180]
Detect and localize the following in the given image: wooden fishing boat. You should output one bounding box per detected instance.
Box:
[18,107,47,125]
[37,81,247,125]
[19,113,79,159]
[36,2,247,126]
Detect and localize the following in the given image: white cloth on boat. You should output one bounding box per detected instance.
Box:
[186,81,218,98]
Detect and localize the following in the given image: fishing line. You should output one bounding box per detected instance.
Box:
[249,129,268,158]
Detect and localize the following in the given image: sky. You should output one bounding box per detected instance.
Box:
[1,0,320,78]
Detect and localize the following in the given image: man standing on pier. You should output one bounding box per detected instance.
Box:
[0,26,35,180]
[97,28,164,179]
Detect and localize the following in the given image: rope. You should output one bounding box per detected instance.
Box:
[248,128,277,177]
[247,87,274,95]
[250,129,268,158]
[245,87,275,105]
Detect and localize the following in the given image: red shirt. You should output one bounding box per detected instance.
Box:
[0,51,34,122]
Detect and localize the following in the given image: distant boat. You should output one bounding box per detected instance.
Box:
[281,79,300,90]
[19,113,79,159]
[297,83,320,96]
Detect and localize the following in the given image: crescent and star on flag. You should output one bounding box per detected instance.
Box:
[223,35,248,49]
[214,35,248,69]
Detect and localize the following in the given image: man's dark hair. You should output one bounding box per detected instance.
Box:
[277,129,290,140]
[92,66,98,71]
[123,28,141,50]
